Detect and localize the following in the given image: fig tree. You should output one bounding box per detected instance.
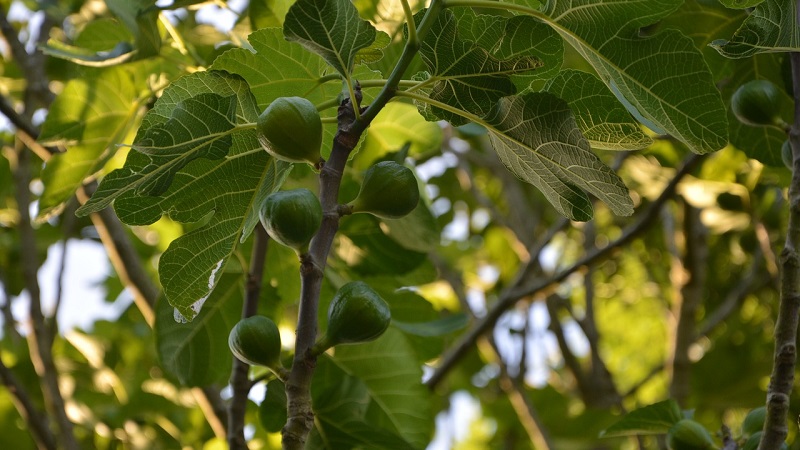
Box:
[228,315,282,369]
[351,161,419,219]
[314,281,391,353]
[257,96,323,165]
[666,419,715,450]
[259,188,322,254]
[731,80,785,127]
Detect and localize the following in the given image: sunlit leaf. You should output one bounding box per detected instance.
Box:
[283,0,377,76]
[37,61,169,221]
[544,69,652,151]
[711,0,800,58]
[540,0,728,154]
[484,92,634,221]
[105,0,161,58]
[355,102,443,169]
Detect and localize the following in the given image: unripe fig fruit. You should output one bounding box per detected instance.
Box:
[741,406,766,437]
[351,161,420,219]
[228,315,282,369]
[731,80,784,127]
[782,140,792,170]
[257,96,323,165]
[316,281,391,352]
[743,432,788,450]
[259,188,322,254]
[666,419,715,450]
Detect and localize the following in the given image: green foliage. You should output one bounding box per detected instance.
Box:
[4,0,797,448]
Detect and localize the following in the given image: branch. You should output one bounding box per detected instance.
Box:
[283,92,365,448]
[431,248,553,449]
[495,344,554,450]
[282,4,447,447]
[228,226,269,449]
[0,356,56,450]
[76,185,158,325]
[760,45,800,450]
[426,153,705,389]
[623,255,764,398]
[575,220,622,409]
[12,142,79,450]
[668,202,707,406]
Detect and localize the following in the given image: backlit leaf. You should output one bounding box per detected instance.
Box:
[484,92,634,221]
[711,0,800,58]
[77,71,291,320]
[544,69,652,151]
[539,0,728,154]
[283,0,377,76]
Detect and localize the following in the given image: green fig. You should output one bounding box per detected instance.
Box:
[666,419,715,450]
[315,281,391,352]
[742,406,766,437]
[743,432,788,450]
[228,315,282,369]
[782,140,792,170]
[351,161,420,219]
[257,96,323,165]
[731,80,785,127]
[259,188,322,254]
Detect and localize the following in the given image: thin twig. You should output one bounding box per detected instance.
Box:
[75,185,158,326]
[668,202,707,406]
[228,225,269,449]
[12,141,79,450]
[426,153,705,389]
[431,250,553,448]
[0,356,57,450]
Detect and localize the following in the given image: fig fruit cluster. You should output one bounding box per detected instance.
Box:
[256,96,323,166]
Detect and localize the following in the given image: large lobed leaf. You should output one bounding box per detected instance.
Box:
[411,8,544,125]
[310,327,433,449]
[283,0,377,77]
[543,69,652,151]
[77,71,291,320]
[484,92,634,221]
[539,0,729,154]
[712,0,800,58]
